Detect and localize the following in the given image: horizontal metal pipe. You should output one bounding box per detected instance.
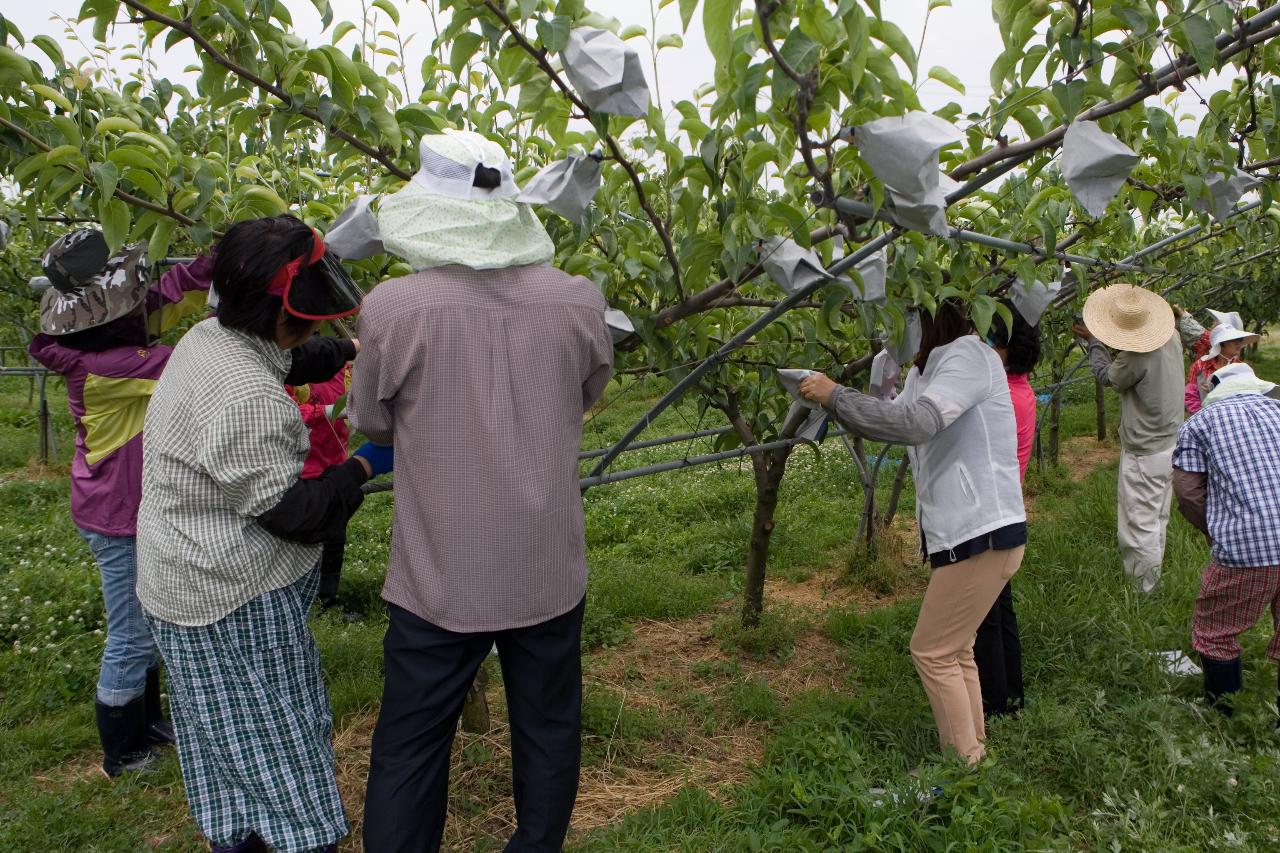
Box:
[578,426,733,460]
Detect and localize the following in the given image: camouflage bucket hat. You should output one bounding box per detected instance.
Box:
[38,230,153,336]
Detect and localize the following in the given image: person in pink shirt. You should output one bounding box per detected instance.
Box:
[286,365,352,609]
[975,303,1040,716]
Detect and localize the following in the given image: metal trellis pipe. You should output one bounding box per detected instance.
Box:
[578,426,734,460]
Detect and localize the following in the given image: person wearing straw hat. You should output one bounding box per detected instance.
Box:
[349,130,614,853]
[1172,361,1280,720]
[1073,283,1184,594]
[27,228,212,778]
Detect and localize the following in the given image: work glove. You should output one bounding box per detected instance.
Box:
[352,442,394,478]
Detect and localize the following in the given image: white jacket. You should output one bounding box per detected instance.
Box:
[826,335,1026,554]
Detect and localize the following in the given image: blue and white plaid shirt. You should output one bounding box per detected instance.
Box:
[1174,393,1280,568]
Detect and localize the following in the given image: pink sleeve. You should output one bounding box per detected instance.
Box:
[150,255,213,306]
[1185,380,1202,415]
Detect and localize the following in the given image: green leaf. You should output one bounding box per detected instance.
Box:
[450,32,484,76]
[928,0,951,9]
[678,0,698,32]
[703,0,734,69]
[91,160,119,200]
[31,34,64,67]
[870,19,918,81]
[536,16,572,54]
[926,65,964,95]
[1181,14,1218,75]
[310,0,333,29]
[98,197,130,252]
[620,24,646,40]
[970,293,997,336]
[331,20,356,44]
[370,0,399,25]
[148,218,176,261]
[656,33,683,50]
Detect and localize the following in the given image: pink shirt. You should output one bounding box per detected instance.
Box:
[1007,373,1036,481]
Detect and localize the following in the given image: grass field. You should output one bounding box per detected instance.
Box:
[3,342,1280,851]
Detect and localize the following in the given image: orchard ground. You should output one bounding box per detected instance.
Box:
[3,343,1280,851]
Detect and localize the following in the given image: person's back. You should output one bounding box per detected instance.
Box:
[1112,332,1184,453]
[349,262,612,632]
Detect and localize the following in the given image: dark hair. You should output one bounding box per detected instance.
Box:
[989,299,1041,376]
[58,312,149,353]
[212,214,320,341]
[472,164,502,189]
[915,298,973,372]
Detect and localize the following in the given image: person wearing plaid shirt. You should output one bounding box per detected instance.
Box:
[1173,380,1280,720]
[137,216,383,853]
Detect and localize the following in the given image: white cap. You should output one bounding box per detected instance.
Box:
[411,130,520,201]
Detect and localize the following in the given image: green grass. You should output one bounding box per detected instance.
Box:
[3,345,1280,850]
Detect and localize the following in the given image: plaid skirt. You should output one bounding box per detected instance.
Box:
[1191,560,1280,662]
[147,568,347,852]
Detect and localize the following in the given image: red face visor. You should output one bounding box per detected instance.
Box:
[267,230,363,321]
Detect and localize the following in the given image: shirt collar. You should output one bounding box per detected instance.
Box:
[215,320,292,377]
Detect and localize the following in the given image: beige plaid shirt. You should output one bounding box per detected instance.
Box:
[136,318,319,626]
[349,263,613,632]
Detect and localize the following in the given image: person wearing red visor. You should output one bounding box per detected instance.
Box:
[135,215,388,853]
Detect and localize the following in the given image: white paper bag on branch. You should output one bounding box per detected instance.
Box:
[1010,277,1062,326]
[778,368,818,410]
[1061,120,1139,218]
[604,308,634,344]
[759,237,832,295]
[326,194,385,260]
[853,112,963,199]
[1194,168,1261,222]
[868,349,900,400]
[516,154,602,223]
[561,28,651,117]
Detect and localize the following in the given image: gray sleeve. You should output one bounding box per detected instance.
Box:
[1086,338,1114,386]
[822,385,944,445]
[1176,314,1206,348]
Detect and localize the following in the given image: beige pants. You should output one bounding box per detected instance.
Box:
[1117,448,1173,594]
[910,546,1024,764]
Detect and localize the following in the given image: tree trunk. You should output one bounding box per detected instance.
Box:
[880,456,910,527]
[1095,377,1106,441]
[1049,390,1062,465]
[459,660,490,734]
[741,461,786,627]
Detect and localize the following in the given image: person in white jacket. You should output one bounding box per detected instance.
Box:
[800,300,1026,765]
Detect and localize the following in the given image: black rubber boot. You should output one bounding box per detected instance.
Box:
[1201,655,1243,717]
[95,696,156,778]
[145,666,176,747]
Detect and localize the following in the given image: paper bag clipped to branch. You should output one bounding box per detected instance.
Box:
[885,172,959,237]
[561,28,651,117]
[1010,277,1062,326]
[778,368,819,410]
[787,400,830,442]
[843,247,887,303]
[852,112,963,199]
[605,308,635,344]
[326,194,386,260]
[0,220,9,252]
[759,237,832,296]
[868,349,900,400]
[887,309,922,367]
[516,154,602,223]
[1194,168,1261,222]
[1061,120,1139,218]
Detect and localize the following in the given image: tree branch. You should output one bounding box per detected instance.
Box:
[118,0,412,181]
[478,0,684,297]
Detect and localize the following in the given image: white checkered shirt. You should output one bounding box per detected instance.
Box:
[1174,393,1280,568]
[136,318,320,626]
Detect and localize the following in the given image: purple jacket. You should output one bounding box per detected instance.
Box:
[28,257,212,536]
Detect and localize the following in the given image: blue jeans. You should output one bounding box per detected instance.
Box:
[78,529,158,706]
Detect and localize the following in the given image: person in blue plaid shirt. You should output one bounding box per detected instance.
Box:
[1172,362,1280,720]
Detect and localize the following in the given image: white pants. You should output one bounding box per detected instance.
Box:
[1117,447,1174,593]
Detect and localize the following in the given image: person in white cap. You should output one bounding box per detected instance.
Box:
[349,130,613,853]
[1073,283,1184,594]
[1185,324,1260,414]
[1172,360,1280,720]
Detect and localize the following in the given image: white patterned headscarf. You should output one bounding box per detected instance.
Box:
[374,130,554,271]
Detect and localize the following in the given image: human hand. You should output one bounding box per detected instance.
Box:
[798,372,838,406]
[1172,304,1185,318]
[350,337,361,355]
[1071,321,1094,341]
[352,442,393,478]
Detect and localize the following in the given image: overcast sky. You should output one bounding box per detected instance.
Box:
[6,0,1224,134]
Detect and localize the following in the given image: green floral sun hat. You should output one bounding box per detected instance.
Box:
[375,130,555,271]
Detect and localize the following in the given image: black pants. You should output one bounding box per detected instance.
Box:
[973,581,1024,716]
[363,598,585,853]
[317,541,344,603]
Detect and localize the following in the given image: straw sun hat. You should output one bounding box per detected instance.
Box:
[1082,283,1175,353]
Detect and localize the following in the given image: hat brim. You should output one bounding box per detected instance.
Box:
[38,244,152,336]
[1200,331,1260,361]
[1082,284,1175,353]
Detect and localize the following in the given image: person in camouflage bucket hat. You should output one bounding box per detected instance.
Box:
[39,229,154,336]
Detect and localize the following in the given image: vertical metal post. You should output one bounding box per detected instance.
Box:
[37,373,50,465]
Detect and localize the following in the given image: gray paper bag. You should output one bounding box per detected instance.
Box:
[760,237,832,295]
[326,194,385,260]
[28,275,51,292]
[847,248,888,302]
[1194,168,1261,222]
[868,349,900,400]
[516,154,602,223]
[778,368,818,410]
[0,220,9,252]
[1061,120,1139,217]
[561,28,651,117]
[1010,277,1061,326]
[787,400,829,442]
[887,309,922,366]
[853,112,962,199]
[605,308,634,344]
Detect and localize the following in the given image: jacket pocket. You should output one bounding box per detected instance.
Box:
[955,461,976,502]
